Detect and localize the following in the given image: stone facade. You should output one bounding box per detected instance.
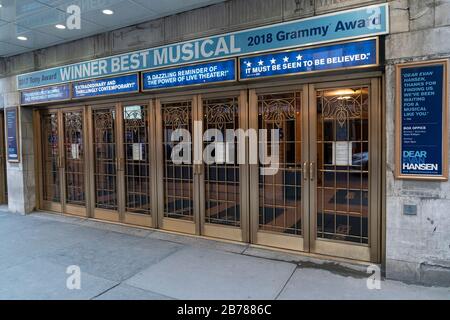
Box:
[0,0,449,286]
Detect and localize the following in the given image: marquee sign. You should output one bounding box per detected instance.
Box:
[17,3,389,90]
[72,73,139,99]
[142,59,236,91]
[395,60,449,180]
[20,84,71,105]
[239,38,378,80]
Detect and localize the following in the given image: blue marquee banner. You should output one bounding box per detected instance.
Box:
[72,73,139,98]
[17,3,388,90]
[21,84,71,105]
[398,61,448,178]
[142,59,236,90]
[239,38,377,80]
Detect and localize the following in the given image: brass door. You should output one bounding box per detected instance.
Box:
[249,86,309,251]
[90,105,120,222]
[61,109,88,216]
[37,108,88,216]
[121,103,155,227]
[156,97,197,234]
[309,80,381,262]
[249,79,381,262]
[39,111,62,212]
[199,91,249,242]
[88,102,155,226]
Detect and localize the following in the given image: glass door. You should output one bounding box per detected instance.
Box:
[309,80,381,262]
[199,91,249,242]
[61,109,88,216]
[248,80,381,262]
[37,108,88,216]
[156,97,197,234]
[90,105,120,222]
[121,103,155,227]
[249,86,309,251]
[39,111,62,212]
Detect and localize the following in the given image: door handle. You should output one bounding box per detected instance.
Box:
[303,161,308,181]
[193,164,202,176]
[118,158,125,171]
[310,162,315,181]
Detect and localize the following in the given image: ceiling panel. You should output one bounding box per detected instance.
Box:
[0,0,226,57]
[74,0,156,28]
[0,40,28,56]
[0,22,62,48]
[132,0,224,15]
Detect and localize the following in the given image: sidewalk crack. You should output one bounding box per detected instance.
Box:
[274,266,297,300]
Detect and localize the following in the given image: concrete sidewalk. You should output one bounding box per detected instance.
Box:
[0,210,448,300]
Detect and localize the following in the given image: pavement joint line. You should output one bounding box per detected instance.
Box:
[90,282,121,300]
[274,265,298,300]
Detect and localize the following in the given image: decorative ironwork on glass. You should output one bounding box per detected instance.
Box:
[163,105,190,129]
[322,90,367,128]
[261,98,296,128]
[205,102,237,129]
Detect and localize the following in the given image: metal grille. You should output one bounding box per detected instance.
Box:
[123,105,151,215]
[203,96,240,227]
[93,108,117,210]
[316,87,369,244]
[258,92,303,235]
[63,111,85,206]
[41,113,60,202]
[162,101,193,220]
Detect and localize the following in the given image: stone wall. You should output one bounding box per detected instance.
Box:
[385,0,450,286]
[0,0,449,286]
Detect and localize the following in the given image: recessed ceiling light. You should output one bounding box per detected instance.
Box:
[17,36,28,41]
[102,9,114,15]
[0,4,3,8]
[55,24,66,29]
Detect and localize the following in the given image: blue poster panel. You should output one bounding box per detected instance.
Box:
[397,60,448,179]
[72,73,139,98]
[142,59,236,91]
[239,38,378,80]
[21,84,71,105]
[6,107,19,162]
[17,4,388,90]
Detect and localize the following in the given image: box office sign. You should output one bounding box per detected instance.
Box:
[72,73,139,99]
[142,59,236,91]
[21,84,71,105]
[17,4,388,90]
[239,38,377,80]
[396,60,449,180]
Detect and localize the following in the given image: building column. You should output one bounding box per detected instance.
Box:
[0,76,36,214]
